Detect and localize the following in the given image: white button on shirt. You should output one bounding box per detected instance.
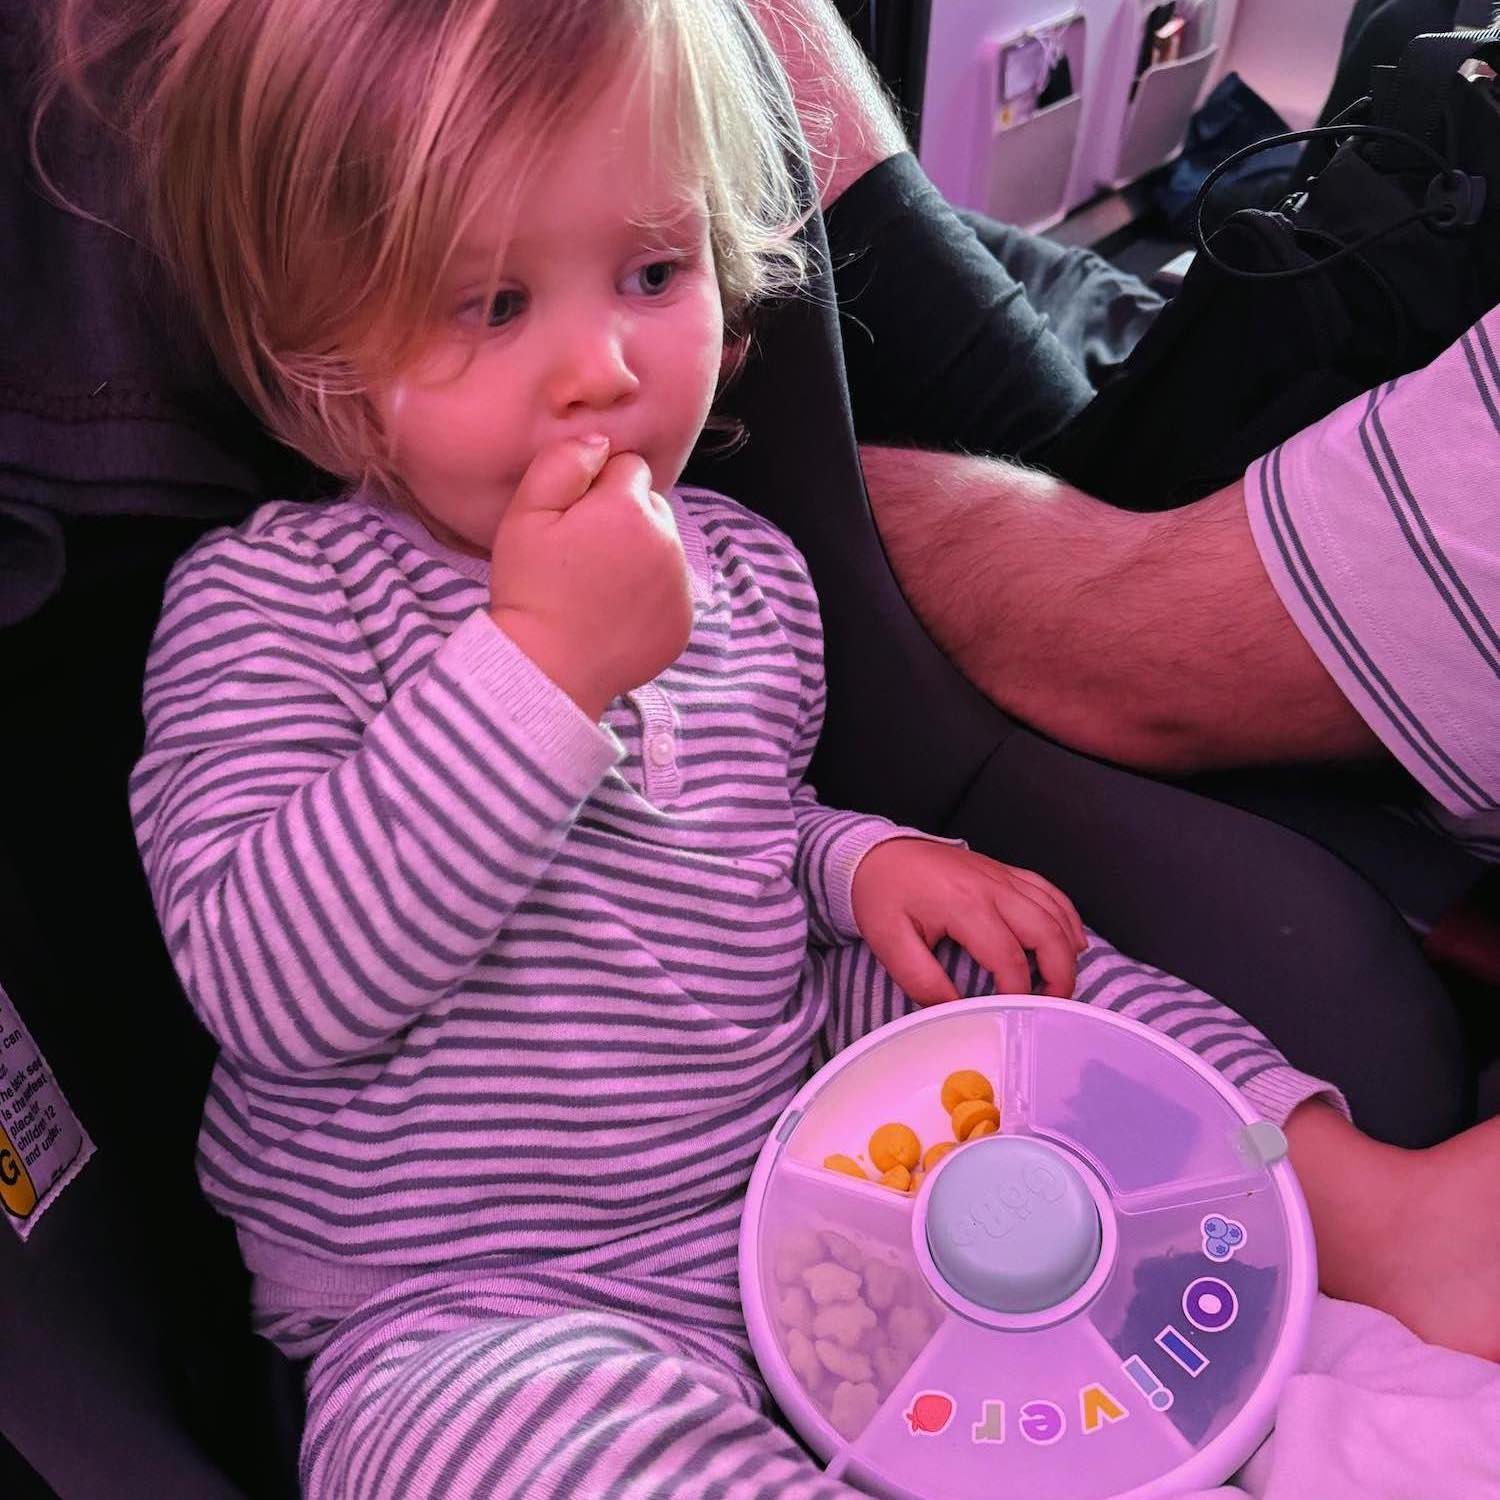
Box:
[647,732,675,767]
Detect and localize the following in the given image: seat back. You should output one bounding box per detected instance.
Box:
[0,519,300,1498]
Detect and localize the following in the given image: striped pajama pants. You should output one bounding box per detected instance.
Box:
[298,932,1337,1499]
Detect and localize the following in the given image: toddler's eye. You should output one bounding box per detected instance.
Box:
[483,289,525,328]
[633,259,680,295]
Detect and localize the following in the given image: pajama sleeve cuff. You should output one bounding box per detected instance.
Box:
[827,824,969,941]
[1237,1064,1352,1132]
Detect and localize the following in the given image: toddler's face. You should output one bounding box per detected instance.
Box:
[379,62,725,556]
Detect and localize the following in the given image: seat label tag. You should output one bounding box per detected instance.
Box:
[0,982,95,1240]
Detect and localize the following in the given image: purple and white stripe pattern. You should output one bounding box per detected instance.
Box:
[131,487,920,1292]
[1246,306,1500,860]
[131,485,1341,1497]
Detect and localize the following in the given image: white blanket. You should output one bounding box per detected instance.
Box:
[1179,1297,1500,1499]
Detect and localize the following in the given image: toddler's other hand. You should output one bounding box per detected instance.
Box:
[851,839,1087,1003]
[489,436,694,718]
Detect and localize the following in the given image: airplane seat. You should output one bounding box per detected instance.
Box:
[0,5,1487,1497]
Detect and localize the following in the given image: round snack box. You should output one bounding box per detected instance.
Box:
[739,998,1317,1500]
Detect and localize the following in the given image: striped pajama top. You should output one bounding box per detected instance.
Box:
[129,485,952,1350]
[130,483,1332,1360]
[1246,303,1500,863]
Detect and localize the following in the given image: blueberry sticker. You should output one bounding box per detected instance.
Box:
[1201,1213,1248,1262]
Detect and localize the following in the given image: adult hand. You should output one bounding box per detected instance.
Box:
[489,436,694,720]
[851,838,1087,1002]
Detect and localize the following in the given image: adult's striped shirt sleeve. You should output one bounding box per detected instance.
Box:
[1244,306,1500,845]
[129,525,622,1074]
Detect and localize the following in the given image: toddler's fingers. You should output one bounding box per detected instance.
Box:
[572,449,660,521]
[582,447,654,507]
[512,435,612,516]
[946,907,1032,996]
[1005,869,1087,951]
[988,894,1078,999]
[871,919,961,1007]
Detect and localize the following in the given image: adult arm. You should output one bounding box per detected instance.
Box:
[863,304,1500,808]
[743,0,909,209]
[741,0,1389,776]
[861,441,1388,774]
[747,3,1102,458]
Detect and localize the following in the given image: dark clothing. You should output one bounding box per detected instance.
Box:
[0,1,319,628]
[820,151,1160,462]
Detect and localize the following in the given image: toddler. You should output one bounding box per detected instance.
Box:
[41,0,1381,1494]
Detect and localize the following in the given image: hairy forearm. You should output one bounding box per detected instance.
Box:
[742,0,909,207]
[861,442,1387,773]
[861,442,1160,763]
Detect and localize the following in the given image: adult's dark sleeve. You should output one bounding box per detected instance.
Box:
[820,151,1098,459]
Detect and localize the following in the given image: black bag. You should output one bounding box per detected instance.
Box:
[1043,23,1500,509]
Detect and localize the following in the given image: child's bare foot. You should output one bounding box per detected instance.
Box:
[1286,1102,1500,1363]
[1363,1114,1500,1363]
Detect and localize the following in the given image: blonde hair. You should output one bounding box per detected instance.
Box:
[31,0,831,495]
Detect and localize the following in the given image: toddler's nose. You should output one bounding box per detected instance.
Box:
[555,315,642,411]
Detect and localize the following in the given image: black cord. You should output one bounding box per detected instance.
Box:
[1190,122,1479,281]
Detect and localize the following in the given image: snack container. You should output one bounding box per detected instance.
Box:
[740,997,1316,1500]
